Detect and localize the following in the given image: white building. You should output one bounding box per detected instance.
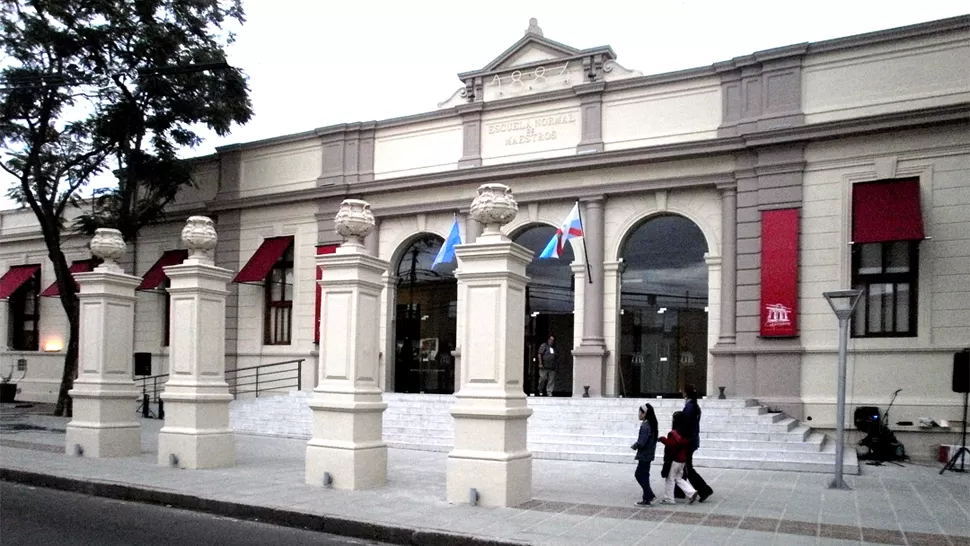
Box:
[2,16,968,460]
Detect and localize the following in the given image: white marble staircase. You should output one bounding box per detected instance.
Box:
[229,392,858,474]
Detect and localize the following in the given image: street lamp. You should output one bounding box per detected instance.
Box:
[823,288,863,490]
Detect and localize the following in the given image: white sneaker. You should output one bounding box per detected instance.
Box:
[660,498,677,505]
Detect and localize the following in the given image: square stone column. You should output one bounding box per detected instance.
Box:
[572,197,608,397]
[66,229,142,458]
[306,199,389,490]
[447,183,534,508]
[157,216,235,469]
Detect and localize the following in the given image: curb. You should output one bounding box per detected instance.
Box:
[0,468,527,546]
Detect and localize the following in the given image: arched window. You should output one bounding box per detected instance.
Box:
[513,224,575,396]
[393,235,457,394]
[618,215,708,397]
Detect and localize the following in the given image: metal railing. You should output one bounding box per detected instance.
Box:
[134,358,305,419]
[226,359,304,398]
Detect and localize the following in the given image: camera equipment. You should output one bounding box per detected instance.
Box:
[859,388,907,466]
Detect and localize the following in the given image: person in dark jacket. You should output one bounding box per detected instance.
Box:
[680,384,714,502]
[630,403,658,506]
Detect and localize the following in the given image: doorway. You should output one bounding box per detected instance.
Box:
[513,223,576,397]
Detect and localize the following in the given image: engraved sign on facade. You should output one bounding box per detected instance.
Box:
[486,113,577,147]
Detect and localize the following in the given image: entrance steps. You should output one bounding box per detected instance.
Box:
[229,392,858,474]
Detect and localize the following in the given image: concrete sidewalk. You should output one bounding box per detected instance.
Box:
[1,405,968,546]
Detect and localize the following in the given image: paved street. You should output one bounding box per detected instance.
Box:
[1,406,968,545]
[1,482,389,546]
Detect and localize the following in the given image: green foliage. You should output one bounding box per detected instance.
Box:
[1,0,253,238]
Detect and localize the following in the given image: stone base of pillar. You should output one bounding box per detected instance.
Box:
[305,394,388,490]
[65,385,141,458]
[572,341,608,397]
[447,404,532,507]
[305,443,387,490]
[157,391,235,469]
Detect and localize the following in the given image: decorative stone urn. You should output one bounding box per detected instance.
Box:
[469,183,518,236]
[334,199,375,248]
[89,228,127,272]
[181,216,217,263]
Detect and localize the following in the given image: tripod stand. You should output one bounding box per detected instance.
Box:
[940,390,968,475]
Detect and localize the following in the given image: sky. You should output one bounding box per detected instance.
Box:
[2,1,968,210]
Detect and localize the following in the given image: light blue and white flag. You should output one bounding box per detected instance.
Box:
[432,217,463,269]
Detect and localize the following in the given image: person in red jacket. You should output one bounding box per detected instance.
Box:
[657,411,698,504]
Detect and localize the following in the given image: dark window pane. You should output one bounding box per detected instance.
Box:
[867,283,887,333]
[886,242,910,273]
[895,283,910,332]
[859,244,882,275]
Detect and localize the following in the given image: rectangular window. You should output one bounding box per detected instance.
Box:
[264,245,294,345]
[851,241,918,338]
[9,267,41,351]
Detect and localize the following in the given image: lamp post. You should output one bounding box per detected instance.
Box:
[823,289,863,490]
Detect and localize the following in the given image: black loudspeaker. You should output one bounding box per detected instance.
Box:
[134,352,152,377]
[954,349,969,394]
[854,406,880,432]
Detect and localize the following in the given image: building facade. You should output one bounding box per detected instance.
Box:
[2,16,968,456]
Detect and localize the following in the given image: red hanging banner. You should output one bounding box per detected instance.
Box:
[760,208,799,338]
[314,244,339,343]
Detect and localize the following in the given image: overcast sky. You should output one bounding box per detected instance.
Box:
[2,1,968,209]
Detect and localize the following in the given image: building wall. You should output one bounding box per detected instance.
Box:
[602,77,722,151]
[237,139,322,199]
[796,124,970,458]
[373,117,463,180]
[802,29,970,124]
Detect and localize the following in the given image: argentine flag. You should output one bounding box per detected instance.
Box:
[432,217,463,269]
[539,202,584,259]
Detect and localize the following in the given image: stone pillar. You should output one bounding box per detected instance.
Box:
[463,210,483,243]
[156,216,235,469]
[364,217,380,256]
[65,229,142,458]
[572,197,608,397]
[718,184,738,344]
[306,199,389,490]
[447,183,534,508]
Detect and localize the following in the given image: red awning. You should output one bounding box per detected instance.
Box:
[40,259,101,297]
[852,179,926,244]
[0,264,41,299]
[233,236,294,284]
[137,250,188,290]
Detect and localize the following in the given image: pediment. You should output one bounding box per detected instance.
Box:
[482,36,581,72]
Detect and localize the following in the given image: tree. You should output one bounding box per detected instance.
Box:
[1,0,253,416]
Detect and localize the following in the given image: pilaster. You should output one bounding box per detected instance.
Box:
[157,217,235,470]
[306,200,389,490]
[317,122,377,186]
[457,103,484,168]
[66,234,142,458]
[572,197,608,397]
[574,82,605,154]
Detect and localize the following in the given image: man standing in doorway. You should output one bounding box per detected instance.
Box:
[537,335,557,397]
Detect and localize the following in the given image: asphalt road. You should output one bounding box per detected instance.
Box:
[0,482,389,546]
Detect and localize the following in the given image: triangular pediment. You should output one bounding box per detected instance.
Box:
[482,35,581,72]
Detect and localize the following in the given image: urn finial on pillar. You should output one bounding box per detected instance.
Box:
[89,228,127,273]
[181,216,217,265]
[469,183,518,241]
[334,199,375,250]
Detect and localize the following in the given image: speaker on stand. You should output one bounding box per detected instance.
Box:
[940,348,969,475]
[133,352,155,419]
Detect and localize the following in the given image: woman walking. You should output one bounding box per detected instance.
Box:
[630,403,658,506]
[681,384,714,502]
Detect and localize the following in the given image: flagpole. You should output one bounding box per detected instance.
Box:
[575,200,593,284]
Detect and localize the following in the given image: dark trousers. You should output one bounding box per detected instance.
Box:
[634,460,655,502]
[675,448,713,498]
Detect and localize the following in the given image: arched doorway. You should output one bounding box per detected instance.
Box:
[513,224,575,396]
[393,234,457,394]
[618,214,709,398]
